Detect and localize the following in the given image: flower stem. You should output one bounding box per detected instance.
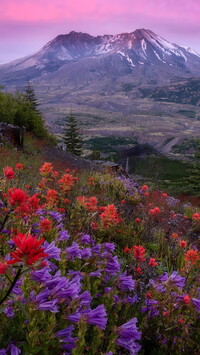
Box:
[0,266,22,305]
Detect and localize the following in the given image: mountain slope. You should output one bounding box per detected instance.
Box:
[0,29,200,86]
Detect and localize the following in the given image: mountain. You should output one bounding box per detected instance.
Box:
[0,29,200,86]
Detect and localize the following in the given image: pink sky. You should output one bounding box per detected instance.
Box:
[0,0,200,63]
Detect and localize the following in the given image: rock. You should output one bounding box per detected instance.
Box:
[0,123,24,148]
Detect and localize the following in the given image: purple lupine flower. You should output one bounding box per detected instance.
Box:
[118,273,135,291]
[10,344,21,355]
[4,306,14,318]
[105,255,120,276]
[37,299,59,313]
[158,273,168,283]
[49,211,64,223]
[125,295,138,304]
[141,299,159,318]
[80,234,94,245]
[149,279,166,293]
[116,318,141,354]
[90,270,102,278]
[31,268,51,283]
[80,247,92,259]
[192,298,200,312]
[169,271,185,289]
[0,349,7,355]
[104,287,113,294]
[67,311,82,323]
[12,279,23,296]
[43,241,61,260]
[104,243,115,252]
[2,229,10,234]
[58,230,70,241]
[66,242,81,260]
[7,239,15,247]
[45,274,81,301]
[92,244,101,255]
[86,305,107,330]
[56,325,78,352]
[79,291,92,307]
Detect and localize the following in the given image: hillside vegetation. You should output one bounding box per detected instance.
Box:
[0,137,199,354]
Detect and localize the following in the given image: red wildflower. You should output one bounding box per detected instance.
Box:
[58,173,78,192]
[8,188,28,206]
[184,249,199,266]
[77,196,87,206]
[39,162,53,176]
[133,245,146,262]
[149,258,158,267]
[192,212,200,220]
[15,163,23,170]
[45,189,58,207]
[146,291,152,299]
[179,240,187,248]
[178,318,185,325]
[85,196,98,211]
[162,193,168,197]
[8,233,47,266]
[170,233,179,240]
[141,185,148,191]
[123,247,132,254]
[3,166,15,180]
[40,219,52,233]
[0,261,8,274]
[149,207,161,216]
[100,204,122,228]
[163,311,169,317]
[135,218,141,224]
[135,266,143,275]
[183,295,191,304]
[121,200,125,204]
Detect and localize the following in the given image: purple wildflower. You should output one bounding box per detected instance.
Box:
[31,268,51,283]
[4,306,14,318]
[192,298,200,312]
[141,299,159,318]
[43,241,61,260]
[86,304,107,330]
[10,344,21,355]
[67,311,82,323]
[49,211,63,223]
[80,247,92,259]
[56,325,78,352]
[92,244,101,255]
[116,318,141,354]
[105,255,120,276]
[0,350,6,355]
[118,273,135,291]
[37,299,59,313]
[104,243,115,252]
[79,291,92,307]
[66,242,81,260]
[58,229,70,241]
[169,271,185,289]
[90,270,102,278]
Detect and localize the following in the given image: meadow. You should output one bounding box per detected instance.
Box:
[0,140,199,354]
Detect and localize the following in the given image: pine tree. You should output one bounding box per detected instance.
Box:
[24,82,40,113]
[187,143,200,196]
[63,112,82,156]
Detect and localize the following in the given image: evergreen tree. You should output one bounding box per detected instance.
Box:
[24,81,40,113]
[187,142,200,196]
[63,112,82,156]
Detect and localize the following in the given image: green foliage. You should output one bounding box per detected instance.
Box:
[24,81,40,113]
[187,145,200,196]
[63,112,82,156]
[0,89,47,137]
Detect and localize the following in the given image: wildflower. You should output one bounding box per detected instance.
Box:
[118,273,135,291]
[135,218,141,223]
[39,162,53,176]
[123,246,132,254]
[146,291,152,299]
[0,261,8,274]
[192,298,200,312]
[40,219,52,233]
[56,325,78,352]
[178,318,185,325]
[121,200,125,204]
[116,318,141,354]
[100,204,122,228]
[149,207,160,216]
[43,241,61,260]
[86,305,107,330]
[15,163,23,170]
[149,258,158,267]
[179,240,187,248]
[184,249,199,266]
[162,193,167,197]
[133,245,146,262]
[135,266,143,275]
[66,242,81,260]
[169,271,186,289]
[171,232,179,240]
[8,233,47,266]
[192,212,200,220]
[58,230,70,241]
[85,196,98,211]
[141,185,148,191]
[182,295,191,304]
[3,166,15,180]
[58,173,78,192]
[45,189,58,207]
[8,188,28,206]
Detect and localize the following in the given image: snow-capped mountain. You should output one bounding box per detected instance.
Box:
[0,29,200,87]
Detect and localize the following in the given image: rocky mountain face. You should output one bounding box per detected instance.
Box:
[0,29,200,86]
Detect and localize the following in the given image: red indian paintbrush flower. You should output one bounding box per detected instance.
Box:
[0,261,8,274]
[133,245,146,262]
[3,166,15,180]
[8,188,28,206]
[8,233,48,266]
